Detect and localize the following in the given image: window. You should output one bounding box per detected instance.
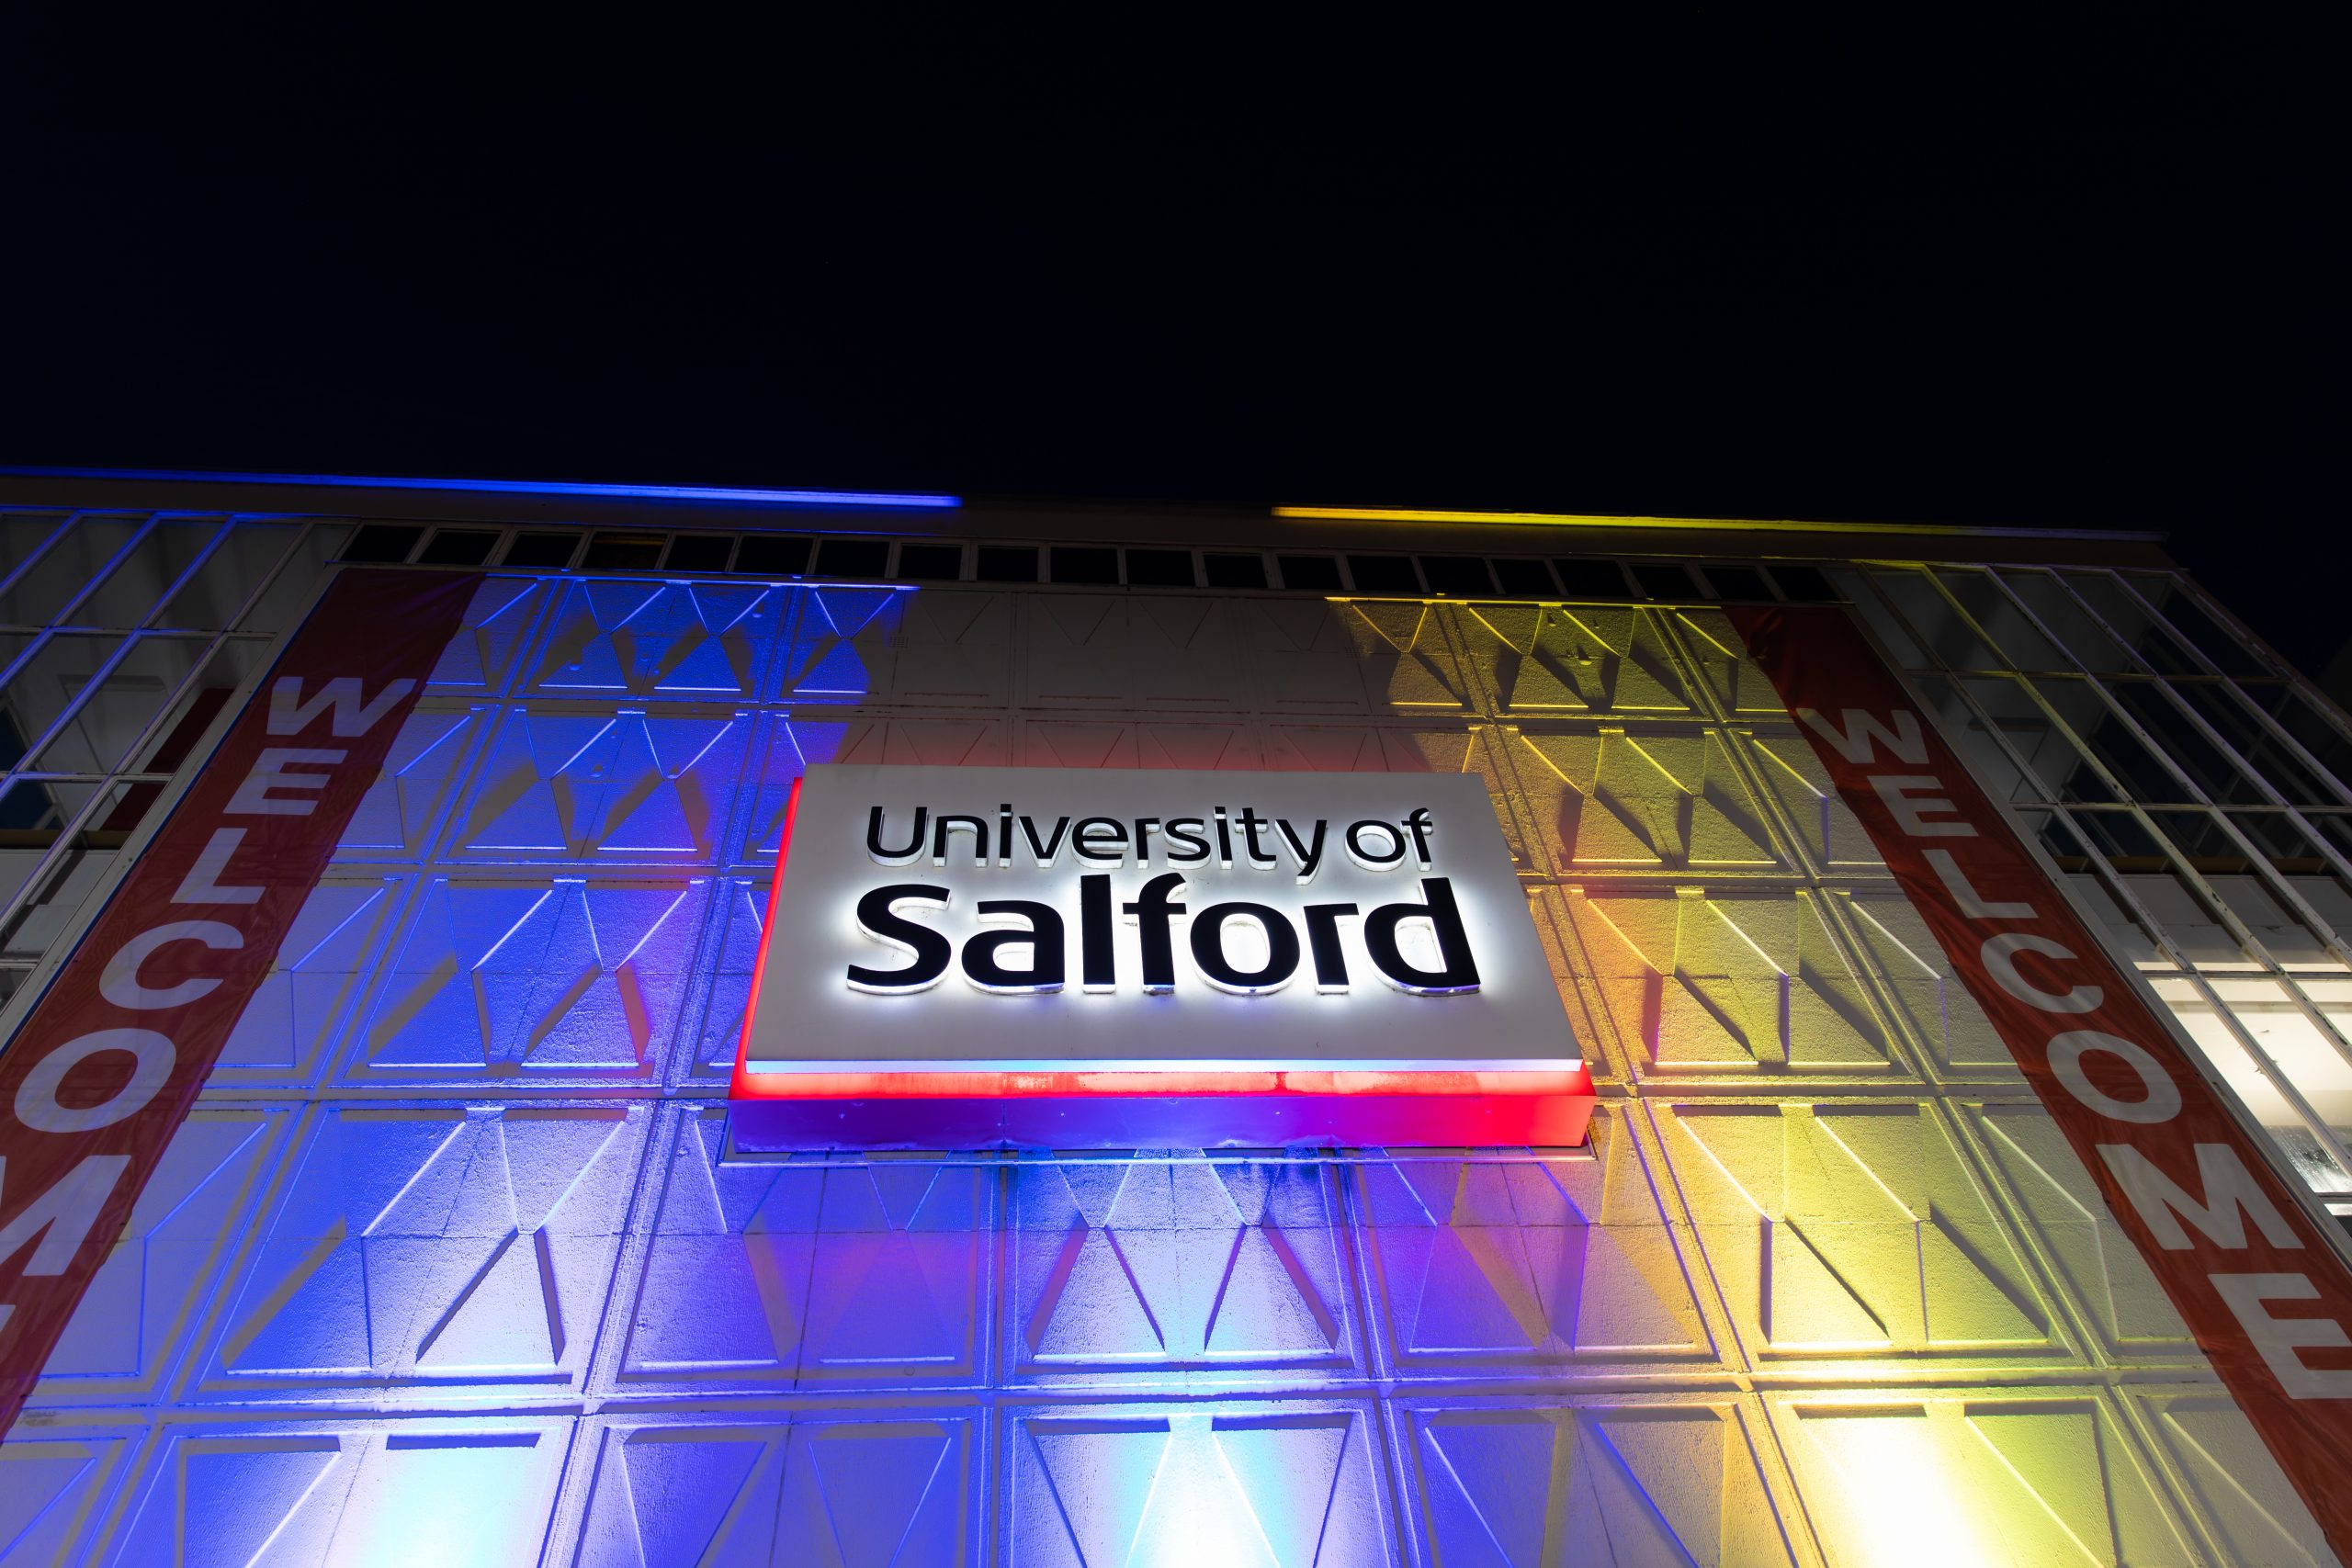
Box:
[976,546,1039,583]
[1049,547,1120,585]
[893,543,964,581]
[733,536,812,576]
[416,530,498,567]
[1204,553,1267,590]
[662,534,735,572]
[501,531,580,569]
[1124,548,1195,587]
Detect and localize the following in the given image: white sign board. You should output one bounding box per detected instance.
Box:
[739,763,1580,1077]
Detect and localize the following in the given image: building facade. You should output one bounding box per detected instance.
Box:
[0,469,2348,1565]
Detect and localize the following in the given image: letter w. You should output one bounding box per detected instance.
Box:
[0,1155,130,1277]
[1797,707,1929,764]
[2098,1143,2301,1251]
[267,676,416,738]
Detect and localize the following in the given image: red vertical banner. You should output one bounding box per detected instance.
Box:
[1727,604,2352,1558]
[0,569,474,1434]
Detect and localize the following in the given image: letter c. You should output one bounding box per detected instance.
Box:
[97,921,243,1010]
[1982,932,2102,1014]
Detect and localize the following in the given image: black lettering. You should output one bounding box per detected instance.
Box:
[1075,817,1128,864]
[1345,818,1407,870]
[845,884,952,991]
[1189,903,1301,994]
[1363,878,1481,994]
[963,900,1066,992]
[1121,872,1188,992]
[1134,818,1160,867]
[1275,818,1327,883]
[932,813,989,866]
[1403,807,1435,868]
[1080,874,1116,990]
[865,806,927,866]
[1165,819,1211,863]
[1214,807,1235,866]
[1237,807,1278,868]
[1021,815,1072,865]
[1303,902,1358,991]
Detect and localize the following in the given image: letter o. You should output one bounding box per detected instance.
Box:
[98,921,243,1011]
[1189,903,1301,994]
[2048,1030,2181,1124]
[1981,932,2102,1014]
[16,1029,177,1134]
[1345,819,1406,870]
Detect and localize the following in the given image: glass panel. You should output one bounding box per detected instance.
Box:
[1276,555,1342,592]
[26,635,210,773]
[1491,558,1556,597]
[417,529,499,567]
[0,776,73,837]
[1122,549,1193,588]
[1994,570,2140,673]
[894,543,966,581]
[1843,575,1930,668]
[2104,681,2263,804]
[1200,553,1261,590]
[153,521,298,630]
[2218,810,2332,871]
[124,637,268,773]
[2152,681,2346,807]
[2146,807,2241,864]
[661,534,733,572]
[2132,576,2268,677]
[1872,570,2006,669]
[1966,674,2104,800]
[2059,807,2166,866]
[1910,673,2041,803]
[2061,571,2195,676]
[732,536,810,576]
[0,780,130,959]
[2233,682,2352,803]
[502,531,581,569]
[1552,559,1628,598]
[0,633,121,758]
[237,525,352,633]
[77,518,220,627]
[1933,569,2069,670]
[2151,977,2352,1186]
[343,524,424,563]
[0,513,69,576]
[0,516,141,626]
[1047,547,1118,585]
[2030,676,2190,803]
[816,539,890,578]
[1346,555,1419,593]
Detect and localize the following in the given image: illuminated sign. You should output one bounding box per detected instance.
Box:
[731,764,1593,1148]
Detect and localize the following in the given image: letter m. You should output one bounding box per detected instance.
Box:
[267,676,416,738]
[1796,707,1929,765]
[2098,1143,2301,1251]
[0,1155,130,1278]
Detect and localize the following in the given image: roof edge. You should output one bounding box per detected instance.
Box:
[1272,504,2165,542]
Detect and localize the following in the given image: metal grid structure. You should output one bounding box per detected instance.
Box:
[0,513,348,1012]
[0,502,2342,1564]
[1840,563,2352,1221]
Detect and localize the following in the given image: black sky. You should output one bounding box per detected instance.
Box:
[3,10,2340,664]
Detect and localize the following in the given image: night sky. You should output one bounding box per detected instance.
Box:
[5,13,2339,666]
